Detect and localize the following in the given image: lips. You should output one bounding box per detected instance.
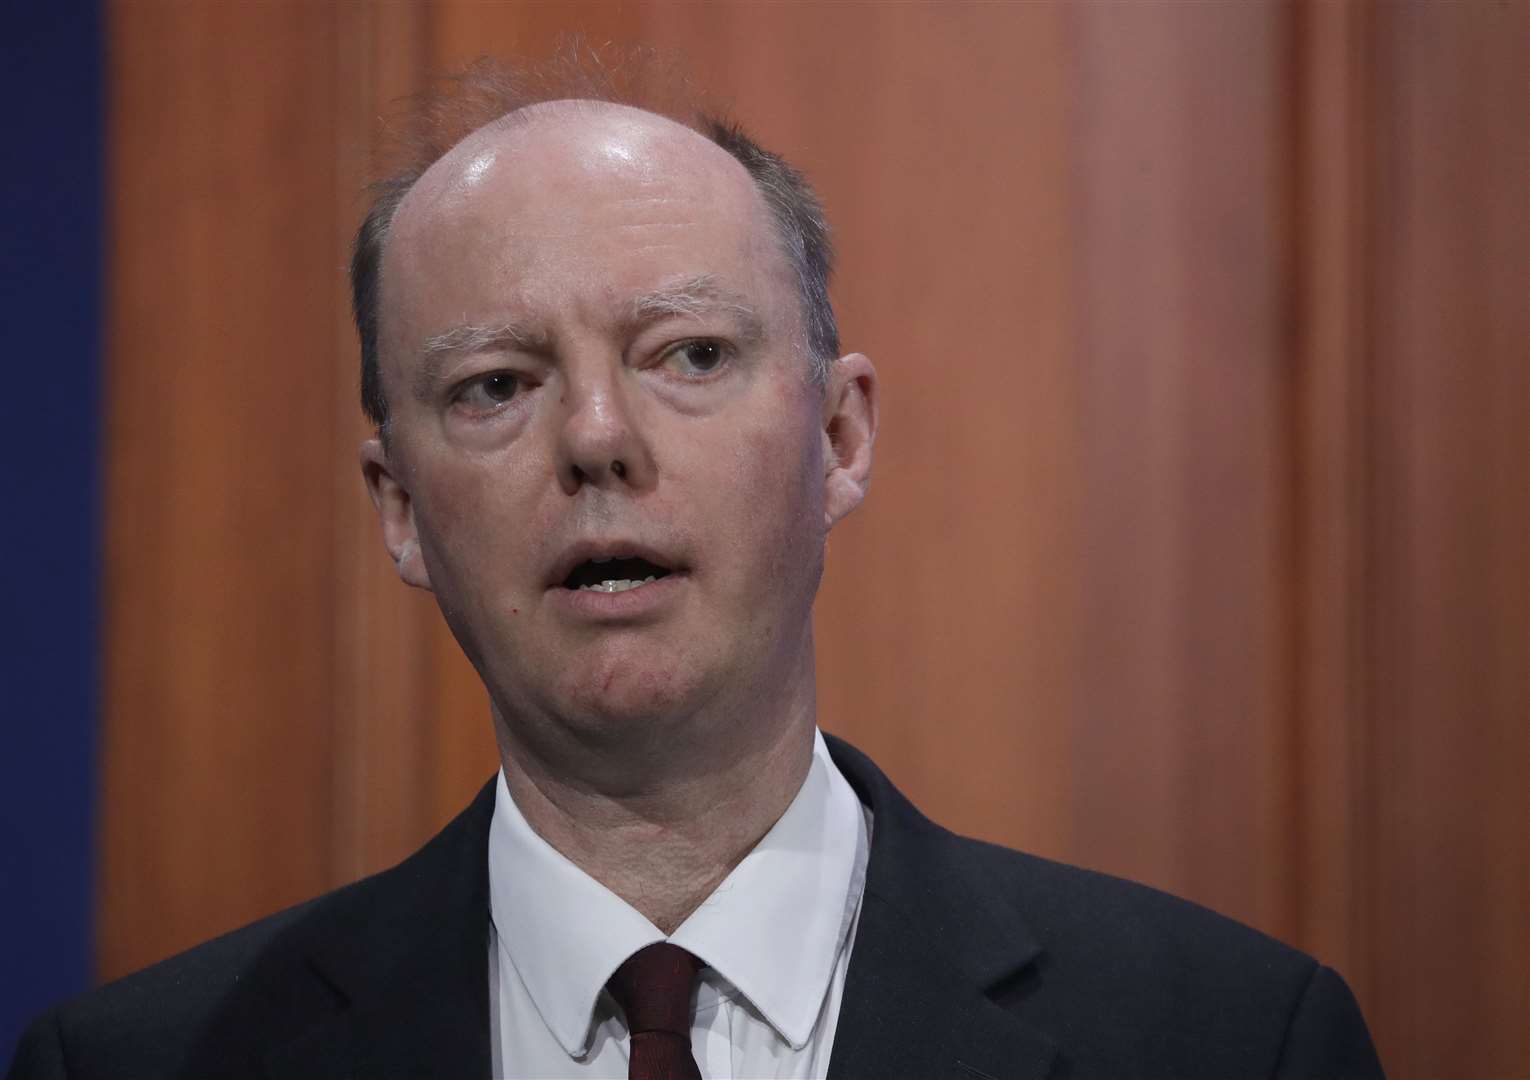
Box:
[547,541,685,592]
[563,555,672,591]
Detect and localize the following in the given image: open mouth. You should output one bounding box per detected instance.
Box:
[562,555,675,594]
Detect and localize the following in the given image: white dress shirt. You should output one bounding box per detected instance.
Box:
[487,729,871,1079]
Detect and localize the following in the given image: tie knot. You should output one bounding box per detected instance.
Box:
[607,942,703,1036]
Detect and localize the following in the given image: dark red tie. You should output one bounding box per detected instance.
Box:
[607,942,704,1080]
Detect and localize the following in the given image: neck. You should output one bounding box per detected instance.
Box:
[493,646,819,935]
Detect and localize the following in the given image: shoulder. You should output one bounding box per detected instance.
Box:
[8,779,497,1080]
[833,731,1313,987]
[960,831,1316,999]
[963,830,1308,979]
[9,889,328,1078]
[951,837,1380,1075]
[13,868,380,1079]
[826,734,1382,1075]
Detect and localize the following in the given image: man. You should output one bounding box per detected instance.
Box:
[10,72,1384,1079]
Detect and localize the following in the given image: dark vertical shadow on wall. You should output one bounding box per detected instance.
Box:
[0,0,103,1064]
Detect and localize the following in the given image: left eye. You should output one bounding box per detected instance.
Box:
[665,340,728,375]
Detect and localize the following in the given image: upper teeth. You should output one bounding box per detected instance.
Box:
[579,576,658,593]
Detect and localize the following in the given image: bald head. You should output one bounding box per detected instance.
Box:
[396,100,757,233]
[381,103,789,389]
[351,89,839,432]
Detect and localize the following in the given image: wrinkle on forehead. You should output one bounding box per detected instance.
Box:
[382,98,779,318]
[376,98,802,381]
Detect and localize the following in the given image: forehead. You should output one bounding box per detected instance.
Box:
[381,102,787,348]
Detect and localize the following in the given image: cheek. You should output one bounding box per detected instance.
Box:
[714,402,826,583]
[407,450,549,594]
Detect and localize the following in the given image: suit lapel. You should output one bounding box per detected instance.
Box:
[275,923,489,1076]
[263,984,491,1080]
[825,736,1059,1080]
[263,780,497,1080]
[259,741,1057,1078]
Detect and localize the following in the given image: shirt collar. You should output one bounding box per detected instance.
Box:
[488,729,868,1057]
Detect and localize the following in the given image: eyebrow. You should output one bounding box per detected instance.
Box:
[627,275,767,344]
[412,321,546,402]
[411,274,768,399]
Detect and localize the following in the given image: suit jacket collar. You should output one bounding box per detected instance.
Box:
[264,779,496,1079]
[265,736,1055,1079]
[824,734,1058,1080]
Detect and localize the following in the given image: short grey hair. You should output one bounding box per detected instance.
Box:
[350,52,840,432]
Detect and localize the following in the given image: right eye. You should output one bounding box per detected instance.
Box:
[454,371,520,411]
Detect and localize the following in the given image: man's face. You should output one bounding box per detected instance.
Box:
[363,104,872,743]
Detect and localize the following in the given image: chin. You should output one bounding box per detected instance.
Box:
[552,652,720,733]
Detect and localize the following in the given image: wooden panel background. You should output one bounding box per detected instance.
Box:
[100,3,1528,1077]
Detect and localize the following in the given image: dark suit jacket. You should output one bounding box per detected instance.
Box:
[9,736,1384,1079]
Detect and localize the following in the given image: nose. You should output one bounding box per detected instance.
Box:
[554,358,655,496]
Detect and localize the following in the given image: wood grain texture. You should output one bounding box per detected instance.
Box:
[1065,0,1294,938]
[1361,4,1529,1072]
[98,3,1527,1074]
[1290,0,1375,1000]
[101,0,345,979]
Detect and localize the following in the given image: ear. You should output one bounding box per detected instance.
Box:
[821,352,879,529]
[359,436,433,591]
